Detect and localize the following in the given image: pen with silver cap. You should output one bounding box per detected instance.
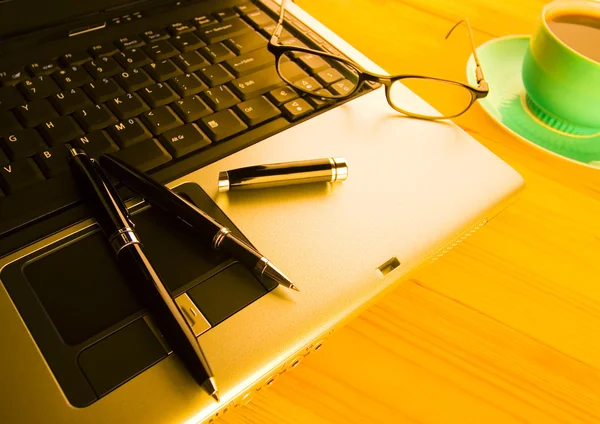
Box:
[218,157,348,192]
[98,153,299,292]
[68,148,219,402]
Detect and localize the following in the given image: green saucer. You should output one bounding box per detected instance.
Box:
[466,35,600,169]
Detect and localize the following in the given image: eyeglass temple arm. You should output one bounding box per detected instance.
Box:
[446,19,488,91]
[271,0,290,42]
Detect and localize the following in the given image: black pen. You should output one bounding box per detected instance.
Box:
[68,149,219,402]
[98,153,299,292]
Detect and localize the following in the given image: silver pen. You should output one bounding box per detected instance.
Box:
[218,157,348,192]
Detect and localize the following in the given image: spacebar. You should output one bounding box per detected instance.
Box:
[0,175,80,239]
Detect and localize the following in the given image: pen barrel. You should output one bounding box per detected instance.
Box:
[218,157,348,192]
[118,244,213,386]
[99,154,221,240]
[69,152,131,242]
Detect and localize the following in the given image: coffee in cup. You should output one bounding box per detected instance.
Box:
[521,0,600,135]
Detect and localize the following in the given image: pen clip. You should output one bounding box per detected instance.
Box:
[90,158,135,229]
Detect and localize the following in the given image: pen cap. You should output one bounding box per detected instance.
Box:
[218,157,348,192]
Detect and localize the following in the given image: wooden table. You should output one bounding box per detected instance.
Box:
[222,1,600,422]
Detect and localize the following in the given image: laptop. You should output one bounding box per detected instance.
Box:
[0,0,524,423]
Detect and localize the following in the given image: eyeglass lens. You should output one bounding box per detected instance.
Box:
[388,78,475,119]
[277,51,361,98]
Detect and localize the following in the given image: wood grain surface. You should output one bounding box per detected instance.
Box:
[221,1,600,423]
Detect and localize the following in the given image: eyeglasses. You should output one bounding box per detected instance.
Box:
[267,0,489,120]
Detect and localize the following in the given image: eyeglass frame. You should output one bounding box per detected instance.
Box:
[267,1,490,120]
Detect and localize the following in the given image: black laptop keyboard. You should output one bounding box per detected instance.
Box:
[0,0,376,250]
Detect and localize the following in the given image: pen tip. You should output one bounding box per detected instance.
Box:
[202,378,220,402]
[260,260,298,292]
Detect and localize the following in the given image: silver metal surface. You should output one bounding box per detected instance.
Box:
[211,227,231,249]
[109,227,140,254]
[218,171,230,192]
[0,1,525,423]
[331,157,348,182]
[175,294,211,337]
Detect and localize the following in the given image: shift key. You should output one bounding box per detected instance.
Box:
[230,67,284,101]
[223,48,274,77]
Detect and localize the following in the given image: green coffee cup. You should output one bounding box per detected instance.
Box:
[522,0,600,136]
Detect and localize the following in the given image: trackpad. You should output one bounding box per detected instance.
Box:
[1,183,276,407]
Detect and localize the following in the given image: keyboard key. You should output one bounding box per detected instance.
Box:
[0,86,26,111]
[193,15,218,27]
[171,33,205,52]
[172,51,211,73]
[0,129,47,160]
[139,83,179,108]
[279,60,309,83]
[0,110,23,134]
[267,85,298,106]
[84,78,125,104]
[18,75,61,101]
[115,36,146,50]
[114,68,154,93]
[167,21,196,36]
[144,59,183,82]
[201,85,239,111]
[282,98,314,120]
[197,18,253,44]
[53,66,93,90]
[74,104,118,132]
[108,93,150,120]
[213,9,238,21]
[201,43,236,64]
[234,96,281,126]
[197,64,234,87]
[115,48,152,70]
[169,73,207,97]
[107,118,153,148]
[14,99,58,128]
[158,123,211,158]
[111,138,172,172]
[73,130,119,157]
[34,146,70,177]
[143,41,179,61]
[293,76,322,92]
[60,52,92,66]
[0,149,9,166]
[307,89,334,109]
[329,79,356,96]
[0,158,45,194]
[49,88,93,115]
[235,3,258,15]
[141,106,183,135]
[171,95,213,123]
[140,28,170,44]
[316,67,344,85]
[224,48,274,77]
[231,67,284,101]
[224,31,267,55]
[38,116,84,146]
[297,53,330,73]
[200,109,247,142]
[244,10,276,29]
[89,43,120,58]
[84,57,123,79]
[27,59,60,76]
[0,67,27,87]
